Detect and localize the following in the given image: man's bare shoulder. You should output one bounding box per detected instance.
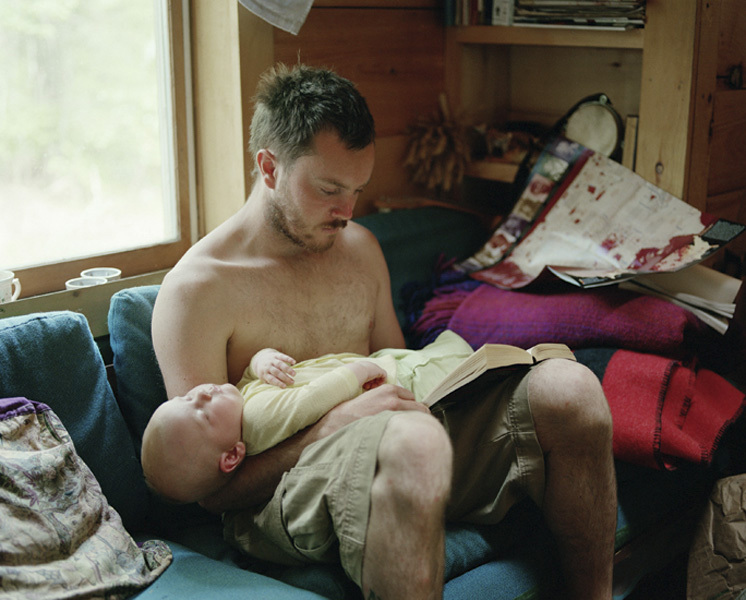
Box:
[340,220,386,261]
[160,216,260,296]
[345,219,379,245]
[157,250,223,313]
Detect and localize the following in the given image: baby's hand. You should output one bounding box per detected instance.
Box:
[250,348,297,388]
[345,360,388,391]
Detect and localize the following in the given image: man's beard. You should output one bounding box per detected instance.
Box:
[266,196,347,253]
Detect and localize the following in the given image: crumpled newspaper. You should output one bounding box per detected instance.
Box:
[688,474,746,599]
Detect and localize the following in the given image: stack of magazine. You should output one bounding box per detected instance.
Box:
[513,0,646,29]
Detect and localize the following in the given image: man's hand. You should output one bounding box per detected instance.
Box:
[250,348,297,387]
[314,383,428,439]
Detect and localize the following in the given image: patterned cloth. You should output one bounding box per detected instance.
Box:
[0,397,171,599]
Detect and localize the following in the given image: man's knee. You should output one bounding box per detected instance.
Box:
[528,359,612,441]
[375,412,452,505]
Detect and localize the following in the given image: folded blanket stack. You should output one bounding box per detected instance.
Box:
[405,277,744,470]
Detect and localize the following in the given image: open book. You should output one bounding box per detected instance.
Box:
[457,138,745,290]
[422,342,575,408]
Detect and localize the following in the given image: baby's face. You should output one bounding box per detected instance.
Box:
[170,383,244,450]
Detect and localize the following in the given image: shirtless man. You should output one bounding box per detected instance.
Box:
[152,63,617,600]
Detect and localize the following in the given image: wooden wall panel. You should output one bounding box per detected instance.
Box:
[455,44,511,126]
[237,9,274,194]
[313,0,441,8]
[717,0,746,80]
[508,46,642,126]
[361,135,422,215]
[685,0,719,212]
[274,8,445,137]
[192,0,247,234]
[635,0,698,199]
[314,0,437,6]
[708,90,746,196]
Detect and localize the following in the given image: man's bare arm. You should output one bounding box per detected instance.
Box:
[354,225,405,352]
[152,270,233,397]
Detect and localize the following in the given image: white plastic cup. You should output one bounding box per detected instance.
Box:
[80,267,121,282]
[65,276,108,290]
[0,270,21,303]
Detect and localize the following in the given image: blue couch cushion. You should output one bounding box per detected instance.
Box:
[132,539,328,600]
[108,285,166,452]
[108,285,220,534]
[0,311,149,531]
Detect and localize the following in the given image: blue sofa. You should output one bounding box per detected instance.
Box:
[0,207,718,598]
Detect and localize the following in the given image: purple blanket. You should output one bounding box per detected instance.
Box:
[410,281,721,362]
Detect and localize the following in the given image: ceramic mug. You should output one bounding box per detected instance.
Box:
[65,276,108,290]
[80,267,121,282]
[0,270,22,303]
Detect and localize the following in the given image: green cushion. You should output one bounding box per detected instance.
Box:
[355,207,487,326]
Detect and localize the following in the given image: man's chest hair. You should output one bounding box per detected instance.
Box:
[231,266,377,358]
[265,273,376,331]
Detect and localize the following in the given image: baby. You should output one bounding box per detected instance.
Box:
[141,330,474,504]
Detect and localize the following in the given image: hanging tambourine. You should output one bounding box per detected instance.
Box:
[555,93,624,159]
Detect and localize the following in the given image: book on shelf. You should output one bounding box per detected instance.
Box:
[512,0,645,29]
[423,342,575,407]
[446,0,645,28]
[492,0,514,25]
[456,137,746,293]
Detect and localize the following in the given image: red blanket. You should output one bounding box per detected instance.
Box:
[596,350,745,470]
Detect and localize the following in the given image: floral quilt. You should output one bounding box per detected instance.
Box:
[0,397,171,599]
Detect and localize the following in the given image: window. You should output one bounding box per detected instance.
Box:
[0,0,194,297]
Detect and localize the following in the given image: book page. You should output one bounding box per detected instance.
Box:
[422,342,575,407]
[422,344,533,407]
[633,264,741,308]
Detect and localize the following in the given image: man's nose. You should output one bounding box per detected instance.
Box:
[332,195,356,220]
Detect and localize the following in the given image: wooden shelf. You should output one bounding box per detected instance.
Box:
[314,0,437,7]
[451,25,644,49]
[466,159,520,182]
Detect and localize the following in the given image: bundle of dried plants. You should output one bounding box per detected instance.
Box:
[404,94,471,196]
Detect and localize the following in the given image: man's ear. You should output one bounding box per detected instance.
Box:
[219,442,246,474]
[256,149,278,189]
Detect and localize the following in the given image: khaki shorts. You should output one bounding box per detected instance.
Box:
[223,366,545,588]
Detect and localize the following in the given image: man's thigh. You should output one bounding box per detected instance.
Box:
[432,367,545,524]
[223,410,398,587]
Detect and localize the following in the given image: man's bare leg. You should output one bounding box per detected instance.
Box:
[528,359,617,600]
[361,412,452,600]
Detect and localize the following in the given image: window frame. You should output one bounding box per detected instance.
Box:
[12,0,196,298]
